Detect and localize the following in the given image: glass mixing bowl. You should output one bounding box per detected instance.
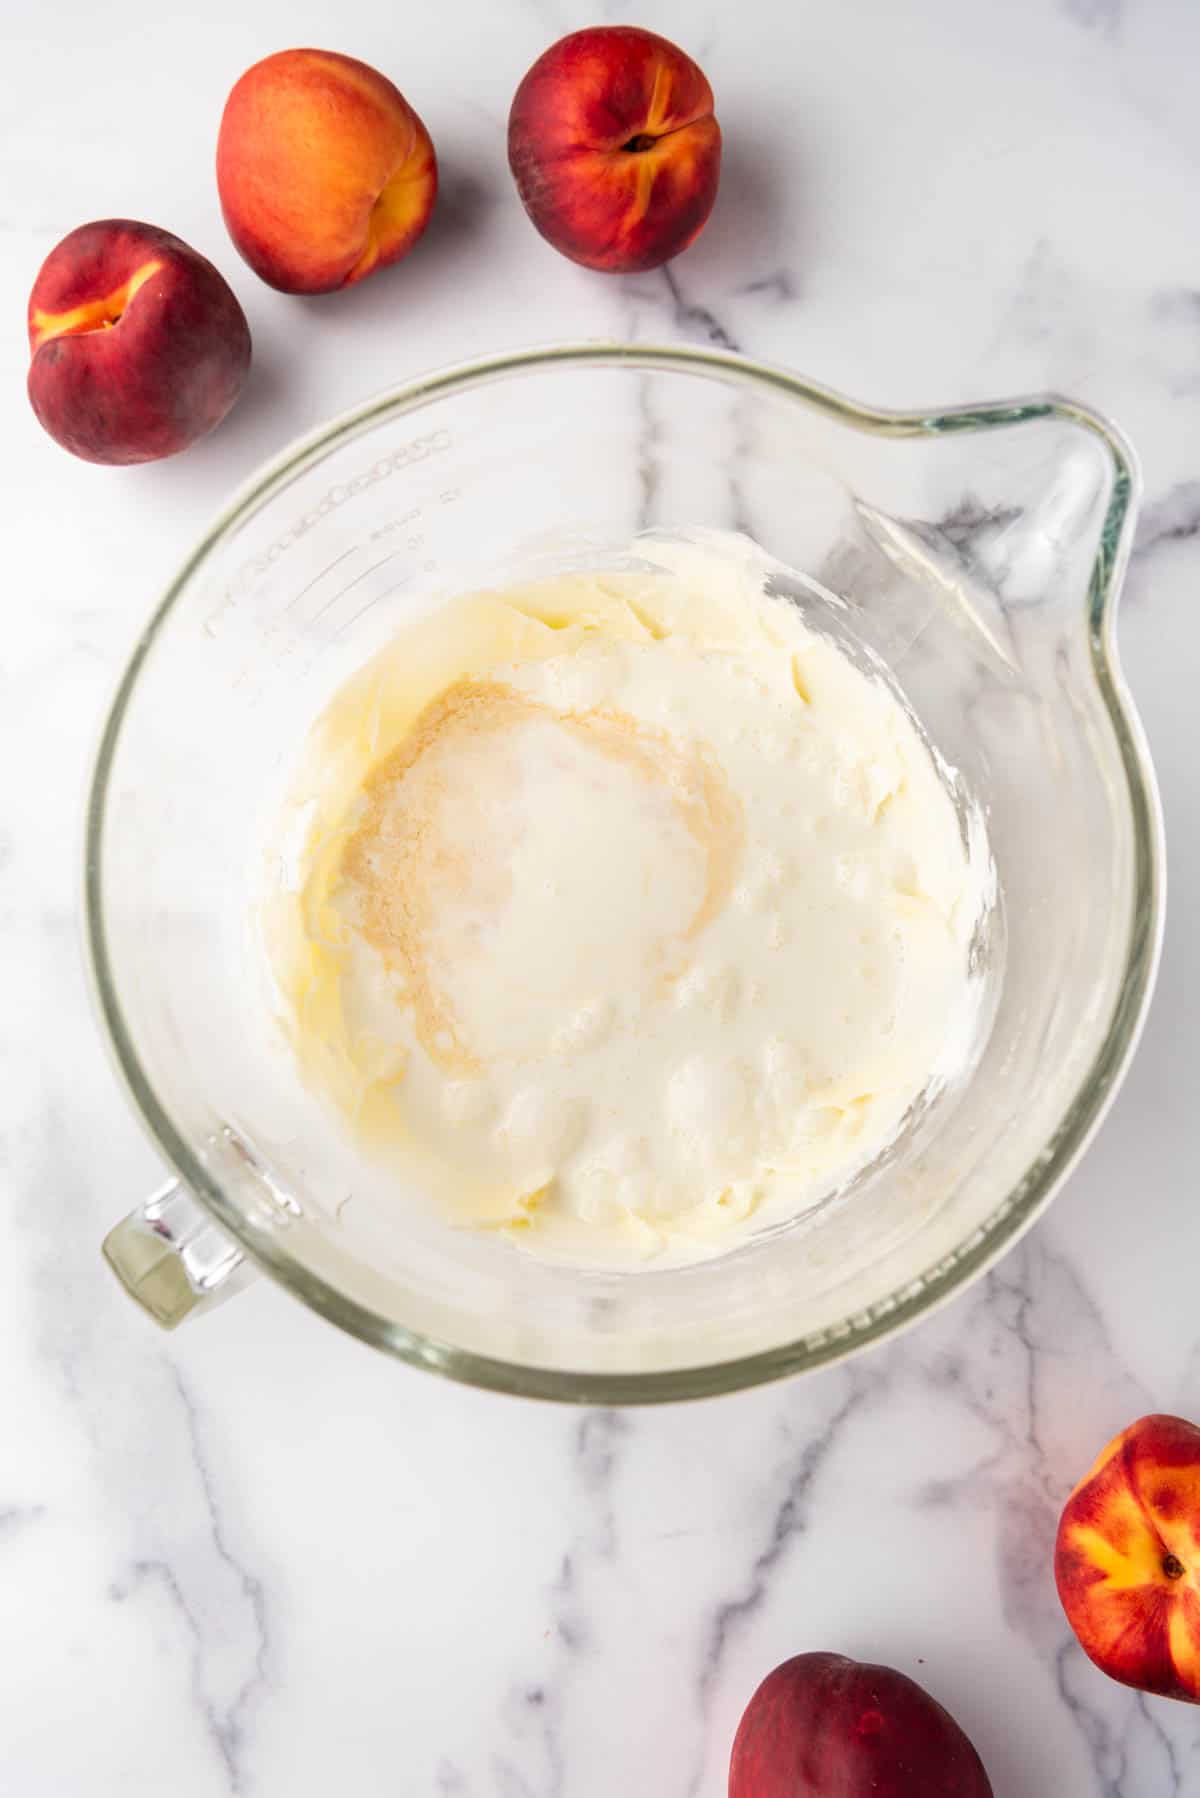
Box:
[89,344,1163,1401]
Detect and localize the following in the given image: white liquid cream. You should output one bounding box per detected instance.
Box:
[264,533,992,1268]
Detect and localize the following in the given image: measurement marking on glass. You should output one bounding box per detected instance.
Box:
[283,544,360,613]
[308,549,407,626]
[336,577,410,639]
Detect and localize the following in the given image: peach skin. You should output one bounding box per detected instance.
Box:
[27,220,251,465]
[1055,1413,1200,1702]
[730,1653,994,1797]
[508,26,721,273]
[217,48,438,294]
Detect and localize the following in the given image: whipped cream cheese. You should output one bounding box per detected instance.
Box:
[263,532,992,1268]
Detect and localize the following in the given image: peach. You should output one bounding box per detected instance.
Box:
[27,220,251,465]
[216,48,437,294]
[507,25,721,273]
[729,1653,994,1796]
[1056,1413,1200,1702]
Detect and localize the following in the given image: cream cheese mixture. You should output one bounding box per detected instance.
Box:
[264,533,992,1267]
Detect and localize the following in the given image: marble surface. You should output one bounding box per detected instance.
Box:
[3,0,1200,1791]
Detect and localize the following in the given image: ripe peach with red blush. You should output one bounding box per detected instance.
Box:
[508,25,721,273]
[1056,1413,1200,1702]
[729,1652,994,1796]
[217,48,438,294]
[27,219,250,465]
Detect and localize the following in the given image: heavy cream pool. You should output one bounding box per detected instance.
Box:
[263,533,992,1268]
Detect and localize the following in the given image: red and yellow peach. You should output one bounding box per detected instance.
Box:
[508,26,721,274]
[217,48,438,294]
[27,219,251,465]
[1056,1413,1200,1703]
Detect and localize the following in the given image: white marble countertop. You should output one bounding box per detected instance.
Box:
[3,0,1200,1791]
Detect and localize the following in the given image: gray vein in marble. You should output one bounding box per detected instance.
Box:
[911,1239,1200,1794]
[112,1556,245,1789]
[738,271,796,303]
[0,1503,45,1537]
[1056,1638,1132,1796]
[724,389,755,539]
[1133,480,1200,558]
[169,1365,270,1786]
[1153,288,1200,321]
[659,265,741,354]
[628,271,752,535]
[1052,1640,1191,1798]
[1062,0,1121,36]
[989,236,1067,354]
[686,1371,873,1798]
[573,1407,625,1549]
[986,1260,1051,1475]
[1148,286,1200,389]
[634,372,662,531]
[1136,1692,1184,1797]
[922,1239,1147,1515]
[934,496,1025,557]
[492,1411,630,1798]
[21,1093,272,1789]
[106,1367,269,1794]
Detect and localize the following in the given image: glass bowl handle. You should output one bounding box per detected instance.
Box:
[102,1179,255,1328]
